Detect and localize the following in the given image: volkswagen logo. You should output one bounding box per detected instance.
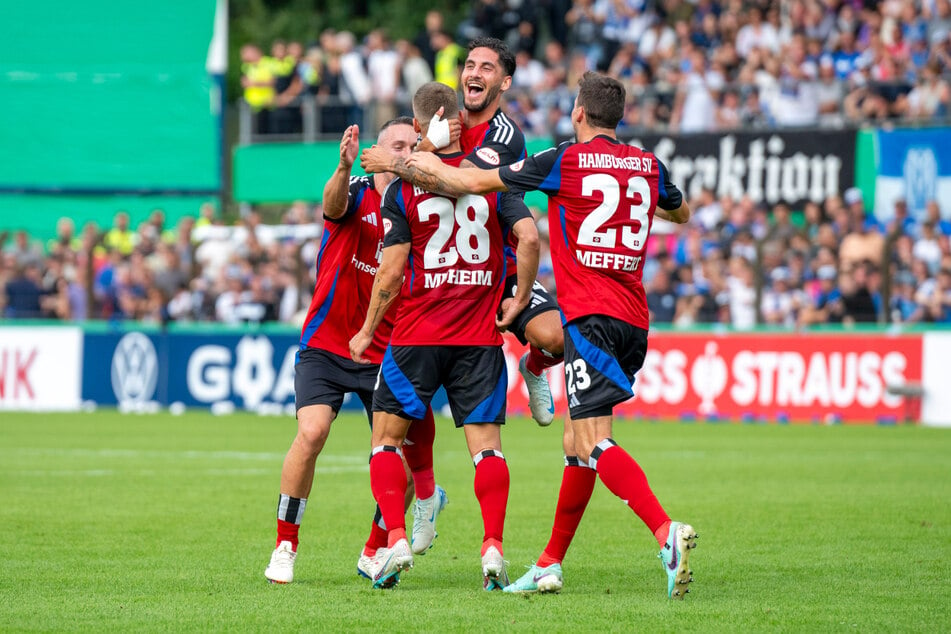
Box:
[111,332,158,404]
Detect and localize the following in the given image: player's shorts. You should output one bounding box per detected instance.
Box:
[562,315,648,420]
[373,345,507,428]
[501,274,562,345]
[295,346,377,424]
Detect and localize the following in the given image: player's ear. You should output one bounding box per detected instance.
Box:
[501,75,512,91]
[413,118,422,133]
[575,105,585,125]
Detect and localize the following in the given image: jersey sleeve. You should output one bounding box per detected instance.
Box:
[465,122,526,169]
[381,180,412,247]
[498,141,571,195]
[656,158,684,211]
[495,192,533,230]
[324,176,369,223]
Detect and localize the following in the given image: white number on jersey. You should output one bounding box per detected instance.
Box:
[417,195,491,269]
[565,359,592,395]
[577,174,651,251]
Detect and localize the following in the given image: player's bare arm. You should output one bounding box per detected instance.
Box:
[322,125,360,219]
[349,242,410,364]
[405,151,508,195]
[653,200,691,224]
[497,216,540,330]
[361,147,465,198]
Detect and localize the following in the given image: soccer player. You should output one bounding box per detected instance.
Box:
[264,119,446,585]
[349,81,540,590]
[362,37,564,428]
[405,72,699,599]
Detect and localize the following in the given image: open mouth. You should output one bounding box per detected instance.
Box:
[466,82,486,100]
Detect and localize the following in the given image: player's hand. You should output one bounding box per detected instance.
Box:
[405,151,443,176]
[360,145,392,174]
[349,330,374,365]
[495,296,527,331]
[340,125,359,169]
[448,114,462,145]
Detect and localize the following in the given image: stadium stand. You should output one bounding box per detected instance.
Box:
[3,0,951,327]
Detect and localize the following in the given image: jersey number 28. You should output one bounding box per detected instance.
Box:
[417,195,490,269]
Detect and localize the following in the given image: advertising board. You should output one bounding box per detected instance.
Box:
[0,327,82,411]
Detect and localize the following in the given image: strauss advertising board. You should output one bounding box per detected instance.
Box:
[82,329,921,424]
[502,332,922,424]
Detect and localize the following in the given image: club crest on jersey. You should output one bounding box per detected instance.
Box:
[382,218,393,235]
[476,147,500,166]
[509,158,525,172]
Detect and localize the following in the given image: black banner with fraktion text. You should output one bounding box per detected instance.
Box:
[556,129,856,210]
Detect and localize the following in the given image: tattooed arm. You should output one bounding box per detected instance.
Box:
[361,145,467,198]
[349,242,410,364]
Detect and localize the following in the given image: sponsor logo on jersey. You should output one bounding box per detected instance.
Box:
[476,147,500,166]
[351,255,378,275]
[361,213,378,226]
[509,159,525,172]
[382,218,393,235]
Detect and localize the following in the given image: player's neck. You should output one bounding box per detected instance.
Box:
[436,141,462,155]
[373,172,394,194]
[576,124,617,144]
[463,103,499,129]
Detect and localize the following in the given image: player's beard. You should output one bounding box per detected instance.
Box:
[465,82,502,113]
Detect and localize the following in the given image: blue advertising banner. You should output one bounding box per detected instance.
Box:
[874,127,951,220]
[82,330,449,414]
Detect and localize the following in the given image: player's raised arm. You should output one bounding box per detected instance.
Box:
[350,241,409,364]
[405,151,508,195]
[322,125,360,219]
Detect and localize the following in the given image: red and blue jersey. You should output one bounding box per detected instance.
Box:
[299,176,393,364]
[460,109,528,275]
[460,108,526,169]
[498,135,684,329]
[381,152,531,346]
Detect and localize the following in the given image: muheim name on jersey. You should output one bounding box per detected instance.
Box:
[577,153,653,172]
[424,268,493,288]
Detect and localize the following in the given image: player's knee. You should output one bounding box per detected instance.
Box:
[527,321,564,356]
[296,412,332,454]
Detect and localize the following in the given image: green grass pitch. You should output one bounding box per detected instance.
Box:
[1,410,948,632]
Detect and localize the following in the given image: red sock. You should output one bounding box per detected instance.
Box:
[473,452,509,547]
[653,520,672,548]
[404,408,436,499]
[363,508,388,556]
[593,443,670,535]
[369,447,407,544]
[276,519,300,551]
[536,461,596,567]
[526,344,563,376]
[482,537,503,557]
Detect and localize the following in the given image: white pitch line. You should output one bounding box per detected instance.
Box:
[10,465,368,477]
[3,448,369,464]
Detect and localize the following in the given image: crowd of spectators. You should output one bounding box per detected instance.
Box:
[6,2,951,328]
[3,189,950,329]
[242,0,951,138]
